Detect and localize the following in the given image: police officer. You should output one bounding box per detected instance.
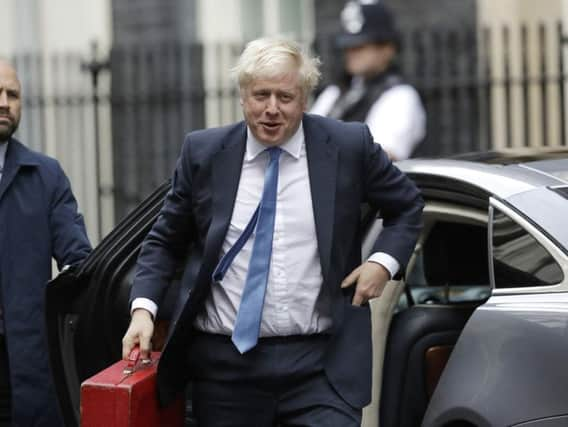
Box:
[311,0,426,161]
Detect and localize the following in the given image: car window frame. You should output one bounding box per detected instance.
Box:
[402,201,490,306]
[489,197,568,295]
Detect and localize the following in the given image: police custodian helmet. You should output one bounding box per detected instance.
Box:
[336,0,401,49]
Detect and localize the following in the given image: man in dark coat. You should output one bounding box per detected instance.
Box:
[0,59,92,426]
[122,38,423,426]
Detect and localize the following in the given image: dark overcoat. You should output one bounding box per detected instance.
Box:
[131,113,424,409]
[0,138,91,426]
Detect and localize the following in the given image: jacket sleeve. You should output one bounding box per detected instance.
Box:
[362,125,424,273]
[49,161,92,270]
[129,136,197,306]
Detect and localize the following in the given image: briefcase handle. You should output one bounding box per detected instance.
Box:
[123,346,153,375]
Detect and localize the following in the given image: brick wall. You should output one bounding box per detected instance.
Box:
[112,0,198,45]
[383,0,476,32]
[109,0,203,220]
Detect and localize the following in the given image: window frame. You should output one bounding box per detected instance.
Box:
[489,197,568,295]
[402,201,490,306]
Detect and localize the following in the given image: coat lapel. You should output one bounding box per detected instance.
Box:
[203,124,247,271]
[0,139,39,204]
[303,115,338,282]
[200,117,339,283]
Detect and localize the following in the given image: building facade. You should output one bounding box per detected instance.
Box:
[2,0,568,233]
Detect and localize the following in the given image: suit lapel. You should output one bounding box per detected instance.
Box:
[304,116,338,282]
[204,124,247,271]
[201,118,339,283]
[0,140,38,204]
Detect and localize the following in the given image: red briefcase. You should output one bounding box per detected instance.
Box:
[80,348,184,427]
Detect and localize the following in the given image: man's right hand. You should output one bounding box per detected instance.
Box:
[122,308,155,360]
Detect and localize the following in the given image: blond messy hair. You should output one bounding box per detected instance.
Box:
[231,37,321,99]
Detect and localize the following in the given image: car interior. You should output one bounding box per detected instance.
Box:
[360,202,491,427]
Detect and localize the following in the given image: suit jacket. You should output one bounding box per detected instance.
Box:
[131,113,423,408]
[0,138,91,427]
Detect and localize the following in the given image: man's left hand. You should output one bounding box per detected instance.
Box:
[341,262,391,306]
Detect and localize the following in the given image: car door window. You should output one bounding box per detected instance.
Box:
[405,219,491,307]
[491,207,564,288]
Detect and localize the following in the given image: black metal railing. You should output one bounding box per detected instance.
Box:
[10,22,568,230]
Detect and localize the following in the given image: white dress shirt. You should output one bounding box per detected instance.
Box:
[132,124,399,335]
[310,82,426,160]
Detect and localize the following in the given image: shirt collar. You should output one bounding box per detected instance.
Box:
[0,141,8,172]
[246,123,304,161]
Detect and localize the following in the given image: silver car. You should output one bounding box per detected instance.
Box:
[47,149,568,427]
[363,148,568,427]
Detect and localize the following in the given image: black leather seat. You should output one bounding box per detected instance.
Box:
[379,222,489,427]
[379,304,476,427]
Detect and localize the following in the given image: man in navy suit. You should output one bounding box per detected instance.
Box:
[122,37,423,426]
[0,59,91,426]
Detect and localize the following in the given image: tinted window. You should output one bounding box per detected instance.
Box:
[492,208,564,288]
[405,221,490,306]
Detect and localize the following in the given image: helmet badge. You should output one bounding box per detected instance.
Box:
[341,1,364,34]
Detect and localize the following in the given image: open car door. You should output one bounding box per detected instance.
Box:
[365,174,493,427]
[45,182,196,426]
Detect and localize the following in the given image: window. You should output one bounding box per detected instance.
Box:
[405,220,490,306]
[491,208,564,288]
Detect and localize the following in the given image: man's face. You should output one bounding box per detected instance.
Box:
[344,42,396,78]
[0,62,21,142]
[241,72,306,147]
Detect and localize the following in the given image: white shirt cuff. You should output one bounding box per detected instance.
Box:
[368,252,400,279]
[131,297,158,319]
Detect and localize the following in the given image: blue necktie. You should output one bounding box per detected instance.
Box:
[212,147,282,353]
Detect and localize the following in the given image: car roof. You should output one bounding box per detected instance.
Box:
[398,149,568,252]
[446,147,568,165]
[399,149,568,199]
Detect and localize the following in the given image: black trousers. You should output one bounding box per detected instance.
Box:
[0,336,11,426]
[188,333,361,427]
